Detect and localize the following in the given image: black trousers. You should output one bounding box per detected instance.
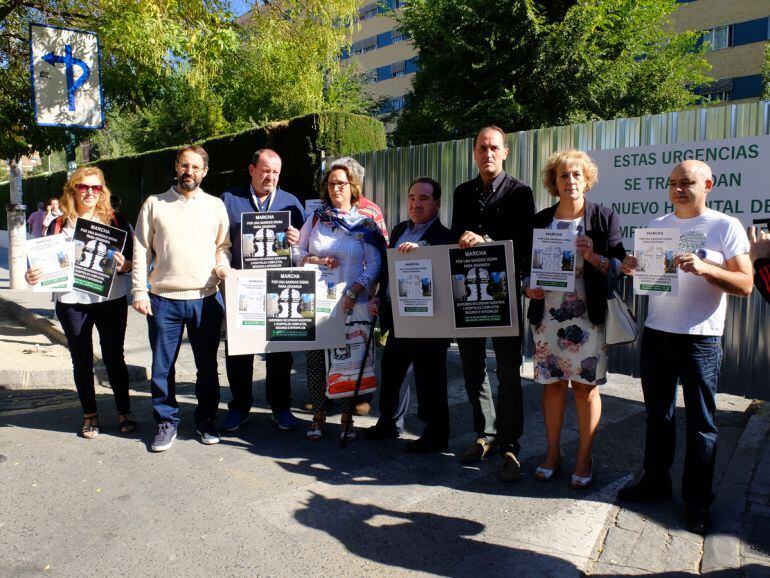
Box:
[457,335,523,455]
[225,349,293,414]
[378,334,450,443]
[56,296,130,416]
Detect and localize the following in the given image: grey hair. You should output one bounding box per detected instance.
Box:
[330,156,365,182]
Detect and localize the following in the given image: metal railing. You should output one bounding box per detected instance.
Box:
[354,101,770,398]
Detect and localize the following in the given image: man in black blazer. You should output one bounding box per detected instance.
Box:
[366,177,458,452]
[451,126,535,481]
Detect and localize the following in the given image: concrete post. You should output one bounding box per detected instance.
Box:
[6,204,27,289]
[7,159,27,289]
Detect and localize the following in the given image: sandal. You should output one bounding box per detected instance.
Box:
[307,412,326,440]
[118,412,136,434]
[340,412,356,442]
[81,414,100,439]
[535,452,563,482]
[570,458,594,490]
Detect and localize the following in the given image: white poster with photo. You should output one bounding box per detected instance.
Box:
[25,233,74,292]
[235,277,266,328]
[305,263,342,317]
[395,259,433,316]
[633,228,680,296]
[530,228,578,292]
[305,199,324,216]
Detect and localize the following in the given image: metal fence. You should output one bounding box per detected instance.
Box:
[354,101,770,399]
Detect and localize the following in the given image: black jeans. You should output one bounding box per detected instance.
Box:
[225,350,293,414]
[378,335,450,443]
[457,335,523,455]
[56,297,130,415]
[640,327,723,508]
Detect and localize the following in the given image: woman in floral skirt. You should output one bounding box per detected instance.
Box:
[525,150,626,488]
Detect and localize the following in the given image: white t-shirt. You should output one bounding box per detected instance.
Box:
[644,209,749,336]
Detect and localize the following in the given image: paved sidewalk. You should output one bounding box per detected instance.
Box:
[1,245,768,575]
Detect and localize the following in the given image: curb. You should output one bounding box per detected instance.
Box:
[0,294,151,387]
[702,402,770,573]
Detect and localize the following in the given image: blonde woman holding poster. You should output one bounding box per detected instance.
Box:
[525,150,626,488]
[294,164,384,441]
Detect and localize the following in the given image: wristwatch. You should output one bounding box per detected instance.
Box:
[345,288,357,300]
[598,256,608,269]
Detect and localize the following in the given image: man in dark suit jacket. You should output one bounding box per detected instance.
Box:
[451,126,535,482]
[219,149,306,432]
[366,177,458,452]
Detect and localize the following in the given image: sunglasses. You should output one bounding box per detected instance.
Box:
[74,184,103,194]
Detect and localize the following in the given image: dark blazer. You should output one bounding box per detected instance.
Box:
[526,200,626,326]
[378,218,457,334]
[220,185,306,270]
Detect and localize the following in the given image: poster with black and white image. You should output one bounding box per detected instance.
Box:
[449,244,511,329]
[72,218,127,298]
[304,199,324,216]
[266,269,316,341]
[530,228,578,292]
[633,228,680,296]
[241,211,291,269]
[395,259,433,316]
[25,233,74,292]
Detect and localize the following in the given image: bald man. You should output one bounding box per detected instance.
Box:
[618,160,753,535]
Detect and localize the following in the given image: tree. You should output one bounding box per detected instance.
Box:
[1,0,240,159]
[394,0,711,144]
[762,42,770,101]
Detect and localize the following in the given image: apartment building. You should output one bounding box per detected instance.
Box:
[341,0,417,115]
[674,0,768,102]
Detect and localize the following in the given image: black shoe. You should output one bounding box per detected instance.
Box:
[406,437,448,453]
[617,477,672,503]
[364,420,400,440]
[686,506,712,535]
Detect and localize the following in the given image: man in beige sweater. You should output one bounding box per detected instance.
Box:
[132,145,231,452]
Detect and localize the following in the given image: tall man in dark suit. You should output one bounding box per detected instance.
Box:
[366,177,458,452]
[451,126,535,481]
[219,149,306,432]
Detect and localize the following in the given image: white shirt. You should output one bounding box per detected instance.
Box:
[644,209,749,336]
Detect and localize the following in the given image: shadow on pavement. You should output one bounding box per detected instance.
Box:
[294,492,582,577]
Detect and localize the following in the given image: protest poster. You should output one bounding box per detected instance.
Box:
[449,244,511,329]
[72,218,127,298]
[530,228,578,292]
[25,233,74,292]
[395,259,433,316]
[265,269,316,341]
[633,228,680,296]
[304,199,324,216]
[241,211,292,269]
[235,277,266,327]
[305,263,342,317]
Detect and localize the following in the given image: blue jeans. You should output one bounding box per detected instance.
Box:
[148,293,223,426]
[640,327,723,508]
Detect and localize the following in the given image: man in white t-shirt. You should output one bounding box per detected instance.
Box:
[618,159,753,535]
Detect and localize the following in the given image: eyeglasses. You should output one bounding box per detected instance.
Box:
[74,184,103,194]
[179,163,205,174]
[327,181,350,190]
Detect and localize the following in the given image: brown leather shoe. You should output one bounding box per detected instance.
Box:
[500,451,522,482]
[458,438,494,464]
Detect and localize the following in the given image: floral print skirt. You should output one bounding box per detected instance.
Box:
[533,286,607,386]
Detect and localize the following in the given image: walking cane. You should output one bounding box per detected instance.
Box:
[340,313,378,449]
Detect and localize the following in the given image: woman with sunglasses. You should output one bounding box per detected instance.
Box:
[24,167,135,439]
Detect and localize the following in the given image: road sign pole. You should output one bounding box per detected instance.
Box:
[65,129,77,177]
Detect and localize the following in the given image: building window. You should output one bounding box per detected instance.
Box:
[702,25,731,51]
[360,4,377,20]
[701,90,732,103]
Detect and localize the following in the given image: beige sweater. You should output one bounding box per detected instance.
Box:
[132,187,231,301]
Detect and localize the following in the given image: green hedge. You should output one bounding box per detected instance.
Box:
[1,111,385,229]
